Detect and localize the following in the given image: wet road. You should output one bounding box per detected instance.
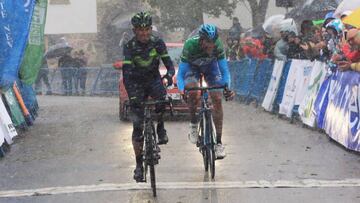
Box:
[0,96,360,202]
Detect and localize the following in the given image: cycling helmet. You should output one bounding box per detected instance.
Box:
[131,12,152,28]
[323,11,335,28]
[324,11,335,20]
[326,19,344,36]
[199,24,218,42]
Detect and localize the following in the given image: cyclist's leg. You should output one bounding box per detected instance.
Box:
[147,79,168,144]
[204,61,224,144]
[184,69,201,124]
[127,83,146,180]
[205,61,226,159]
[184,69,201,143]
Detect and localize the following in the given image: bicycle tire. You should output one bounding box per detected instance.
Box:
[206,112,216,179]
[145,123,157,197]
[150,164,156,197]
[208,146,216,179]
[200,115,209,172]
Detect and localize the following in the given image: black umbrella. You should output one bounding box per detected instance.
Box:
[45,43,72,59]
[286,0,339,21]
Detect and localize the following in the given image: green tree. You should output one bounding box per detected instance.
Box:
[144,0,239,34]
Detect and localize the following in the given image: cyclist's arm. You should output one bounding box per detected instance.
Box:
[215,39,231,87]
[157,39,175,77]
[176,61,190,92]
[218,58,231,88]
[122,43,133,89]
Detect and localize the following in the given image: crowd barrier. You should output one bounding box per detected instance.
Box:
[36,66,120,96]
[2,59,359,156]
[229,58,360,152]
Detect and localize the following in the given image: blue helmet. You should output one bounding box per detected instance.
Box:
[324,11,335,20]
[326,19,344,36]
[199,24,218,42]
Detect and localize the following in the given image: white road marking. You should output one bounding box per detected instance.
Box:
[1,179,360,198]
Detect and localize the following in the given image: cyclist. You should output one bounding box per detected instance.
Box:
[176,24,235,159]
[122,12,175,182]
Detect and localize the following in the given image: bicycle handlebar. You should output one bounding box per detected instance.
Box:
[141,97,174,116]
[184,85,227,92]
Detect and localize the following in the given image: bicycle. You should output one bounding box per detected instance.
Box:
[141,97,173,197]
[185,78,227,180]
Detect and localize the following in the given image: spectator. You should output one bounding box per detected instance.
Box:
[73,50,88,96]
[274,30,290,61]
[35,58,52,95]
[262,33,275,59]
[228,17,243,40]
[58,51,75,96]
[226,37,242,61]
[287,32,306,59]
[240,36,267,60]
[339,29,360,72]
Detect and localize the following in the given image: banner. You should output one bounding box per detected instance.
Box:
[279,60,313,117]
[315,71,360,151]
[3,88,26,128]
[0,97,17,144]
[299,61,327,127]
[262,60,285,111]
[0,0,36,88]
[20,0,48,85]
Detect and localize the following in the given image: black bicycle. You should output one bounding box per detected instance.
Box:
[185,82,227,179]
[141,97,173,197]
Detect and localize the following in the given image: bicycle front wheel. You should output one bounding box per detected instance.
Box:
[145,123,157,197]
[150,164,156,197]
[208,146,216,179]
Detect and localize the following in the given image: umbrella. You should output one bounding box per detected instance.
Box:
[286,0,338,21]
[262,15,285,39]
[334,0,360,18]
[113,20,132,30]
[44,42,72,59]
[343,7,360,28]
[280,18,298,35]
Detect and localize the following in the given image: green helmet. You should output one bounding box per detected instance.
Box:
[131,12,152,28]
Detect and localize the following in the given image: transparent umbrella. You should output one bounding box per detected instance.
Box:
[334,0,360,17]
[280,18,298,35]
[44,42,72,59]
[262,15,285,40]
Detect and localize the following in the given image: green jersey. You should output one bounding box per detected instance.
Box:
[180,35,225,66]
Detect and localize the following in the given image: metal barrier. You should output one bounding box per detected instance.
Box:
[35,66,120,96]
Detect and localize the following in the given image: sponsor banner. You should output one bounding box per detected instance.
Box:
[279,60,313,117]
[299,61,327,127]
[0,0,36,88]
[20,0,48,85]
[316,71,360,151]
[0,97,17,144]
[262,60,285,111]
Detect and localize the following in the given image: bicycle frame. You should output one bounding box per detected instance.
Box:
[141,98,173,197]
[185,76,225,179]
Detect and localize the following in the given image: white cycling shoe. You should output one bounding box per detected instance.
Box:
[188,122,198,144]
[215,143,226,159]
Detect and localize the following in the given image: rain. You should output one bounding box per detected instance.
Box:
[1,0,360,202]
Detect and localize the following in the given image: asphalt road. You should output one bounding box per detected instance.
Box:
[0,96,360,203]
